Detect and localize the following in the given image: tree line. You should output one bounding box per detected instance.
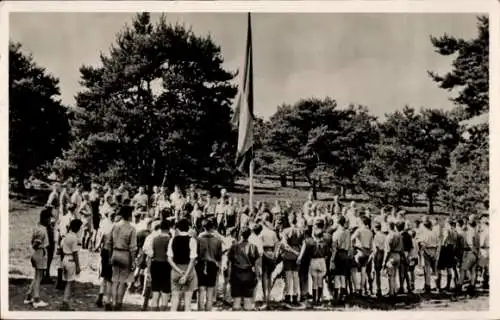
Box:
[9,13,488,215]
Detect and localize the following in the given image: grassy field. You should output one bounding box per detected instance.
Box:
[8,183,489,311]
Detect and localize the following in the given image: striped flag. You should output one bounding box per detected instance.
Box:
[233,13,254,173]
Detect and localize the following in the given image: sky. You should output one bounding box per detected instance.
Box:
[9,12,480,120]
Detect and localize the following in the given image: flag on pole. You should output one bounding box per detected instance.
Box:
[233,13,254,174]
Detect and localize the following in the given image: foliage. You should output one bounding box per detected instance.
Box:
[429,15,489,119]
[358,107,460,210]
[263,98,378,196]
[430,16,489,214]
[53,13,237,189]
[9,42,70,190]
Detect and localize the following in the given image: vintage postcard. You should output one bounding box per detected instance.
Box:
[0,1,498,320]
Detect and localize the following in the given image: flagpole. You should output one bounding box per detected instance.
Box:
[249,157,254,213]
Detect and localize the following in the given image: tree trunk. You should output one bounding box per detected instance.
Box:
[409,193,414,206]
[341,185,346,199]
[279,174,287,187]
[427,192,435,215]
[311,179,317,200]
[318,178,322,189]
[292,173,296,188]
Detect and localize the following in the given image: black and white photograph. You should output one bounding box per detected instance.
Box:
[2,0,496,317]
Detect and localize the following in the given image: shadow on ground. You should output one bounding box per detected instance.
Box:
[9,276,489,312]
[8,277,139,312]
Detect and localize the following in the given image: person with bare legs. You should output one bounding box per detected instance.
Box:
[228,227,260,311]
[167,218,198,311]
[60,219,83,310]
[383,222,402,297]
[197,218,223,311]
[24,208,52,308]
[330,216,351,304]
[351,216,373,297]
[108,205,137,311]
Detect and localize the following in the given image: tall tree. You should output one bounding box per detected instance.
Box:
[266,97,377,199]
[429,15,488,119]
[9,41,70,190]
[359,107,460,212]
[430,16,489,214]
[54,13,237,189]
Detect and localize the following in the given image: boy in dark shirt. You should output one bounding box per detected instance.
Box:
[399,222,413,293]
[196,218,223,311]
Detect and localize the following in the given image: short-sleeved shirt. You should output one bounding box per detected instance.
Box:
[248,233,264,256]
[32,225,49,249]
[61,232,79,255]
[385,230,403,253]
[47,191,59,208]
[282,226,304,259]
[143,230,160,258]
[133,193,149,209]
[441,227,458,247]
[260,226,278,248]
[352,226,373,249]
[228,241,259,270]
[151,232,171,262]
[107,220,137,254]
[304,236,330,259]
[71,191,83,208]
[197,231,223,263]
[58,214,73,239]
[331,226,351,251]
[418,227,440,248]
[373,231,386,251]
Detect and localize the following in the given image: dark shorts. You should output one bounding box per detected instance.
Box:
[100,249,113,281]
[332,250,349,276]
[437,245,455,270]
[196,260,219,288]
[226,214,236,229]
[373,250,384,271]
[151,261,171,293]
[230,268,257,298]
[283,259,299,272]
[262,249,277,276]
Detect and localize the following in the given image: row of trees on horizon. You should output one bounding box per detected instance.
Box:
[9,13,489,216]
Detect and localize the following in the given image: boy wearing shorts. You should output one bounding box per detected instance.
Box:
[60,219,83,310]
[24,208,52,308]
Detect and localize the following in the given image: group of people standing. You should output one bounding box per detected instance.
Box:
[24,181,489,311]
